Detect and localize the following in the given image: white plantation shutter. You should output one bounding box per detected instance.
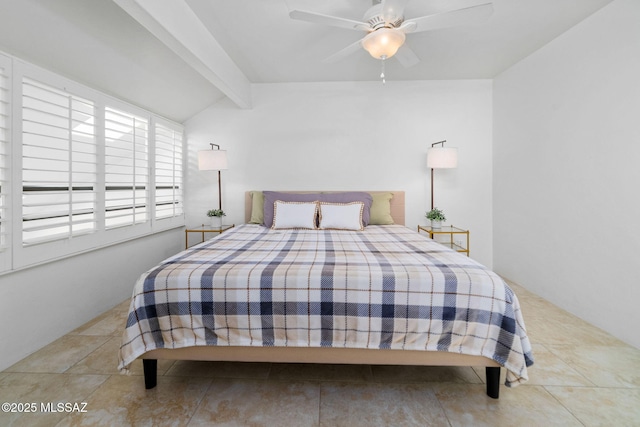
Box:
[2,55,184,271]
[0,57,10,270]
[21,78,97,245]
[154,122,183,220]
[104,107,149,229]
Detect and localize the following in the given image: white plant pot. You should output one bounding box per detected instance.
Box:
[210,216,223,229]
[430,220,443,229]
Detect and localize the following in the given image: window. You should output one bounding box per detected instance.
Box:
[1,53,184,272]
[21,78,97,245]
[104,107,149,229]
[155,122,183,220]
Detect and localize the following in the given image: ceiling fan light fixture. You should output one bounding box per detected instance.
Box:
[361,28,406,60]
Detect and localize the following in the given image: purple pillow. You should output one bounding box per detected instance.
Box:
[262,191,373,227]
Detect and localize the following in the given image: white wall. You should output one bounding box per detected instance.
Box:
[493,0,640,348]
[0,229,183,370]
[184,80,495,267]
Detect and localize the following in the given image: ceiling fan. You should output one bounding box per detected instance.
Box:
[289,0,494,68]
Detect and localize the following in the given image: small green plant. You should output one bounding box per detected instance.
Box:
[425,208,446,222]
[206,209,226,218]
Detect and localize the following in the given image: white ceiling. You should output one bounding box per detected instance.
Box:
[0,0,614,122]
[188,0,613,82]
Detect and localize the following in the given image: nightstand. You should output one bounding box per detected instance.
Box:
[185,224,234,249]
[418,225,469,256]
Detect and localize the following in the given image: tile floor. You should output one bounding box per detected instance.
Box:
[1,280,639,426]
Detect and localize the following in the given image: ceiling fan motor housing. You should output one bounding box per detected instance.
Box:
[363,4,403,30]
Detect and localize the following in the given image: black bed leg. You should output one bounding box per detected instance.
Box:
[486,367,500,399]
[143,359,158,389]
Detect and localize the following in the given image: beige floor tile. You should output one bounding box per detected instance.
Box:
[319,382,449,427]
[113,298,132,313]
[433,383,582,426]
[372,364,482,384]
[506,281,626,346]
[66,337,174,377]
[165,360,271,379]
[0,372,107,427]
[504,279,557,308]
[65,337,123,376]
[269,362,373,382]
[503,279,548,305]
[502,344,594,387]
[501,278,526,293]
[56,374,212,427]
[189,379,320,426]
[525,314,622,347]
[505,281,545,308]
[5,335,109,374]
[554,314,626,346]
[545,386,640,426]
[546,345,640,388]
[71,308,128,337]
[517,296,567,319]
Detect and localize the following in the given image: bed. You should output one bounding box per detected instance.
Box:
[118,191,533,399]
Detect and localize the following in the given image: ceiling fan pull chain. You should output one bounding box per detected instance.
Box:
[380,56,386,85]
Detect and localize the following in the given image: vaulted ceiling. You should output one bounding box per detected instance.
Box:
[0,0,614,122]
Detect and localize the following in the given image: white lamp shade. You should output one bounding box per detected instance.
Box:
[362,28,406,59]
[427,147,458,169]
[198,150,228,171]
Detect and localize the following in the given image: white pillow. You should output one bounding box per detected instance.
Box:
[272,201,318,230]
[318,202,364,231]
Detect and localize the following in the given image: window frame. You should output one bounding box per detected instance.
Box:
[0,53,12,273]
[5,57,184,272]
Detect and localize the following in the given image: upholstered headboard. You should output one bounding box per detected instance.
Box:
[244,191,405,226]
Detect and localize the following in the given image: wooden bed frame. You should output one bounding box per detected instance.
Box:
[141,191,502,398]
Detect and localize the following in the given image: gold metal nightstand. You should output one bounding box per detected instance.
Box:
[185,224,234,249]
[418,225,469,256]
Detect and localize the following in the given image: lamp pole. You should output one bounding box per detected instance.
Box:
[430,140,446,210]
[209,143,223,211]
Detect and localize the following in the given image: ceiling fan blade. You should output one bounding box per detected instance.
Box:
[402,2,493,34]
[322,39,364,64]
[394,44,420,68]
[381,0,410,24]
[289,9,370,32]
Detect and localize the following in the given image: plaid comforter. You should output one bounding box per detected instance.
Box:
[119,224,533,385]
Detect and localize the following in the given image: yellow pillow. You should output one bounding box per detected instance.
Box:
[369,192,394,225]
[249,191,264,224]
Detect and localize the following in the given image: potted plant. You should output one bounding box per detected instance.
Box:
[426,208,446,229]
[207,209,226,229]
